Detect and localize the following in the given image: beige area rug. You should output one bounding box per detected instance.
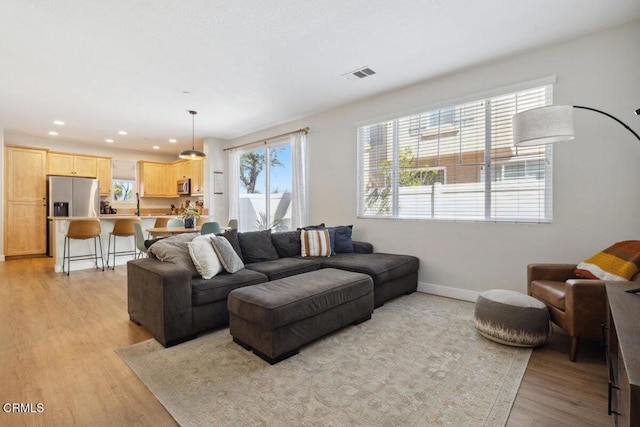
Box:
[117,293,531,427]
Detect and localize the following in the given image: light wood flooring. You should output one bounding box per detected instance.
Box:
[0,258,611,426]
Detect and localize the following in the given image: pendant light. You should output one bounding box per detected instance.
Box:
[179,110,206,159]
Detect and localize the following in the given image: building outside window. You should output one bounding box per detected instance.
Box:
[357,84,553,223]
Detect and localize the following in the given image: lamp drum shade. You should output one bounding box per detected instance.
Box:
[513,105,575,146]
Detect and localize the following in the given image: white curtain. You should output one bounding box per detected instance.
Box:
[290,131,308,229]
[228,149,240,223]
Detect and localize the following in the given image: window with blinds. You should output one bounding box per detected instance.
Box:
[357,84,553,223]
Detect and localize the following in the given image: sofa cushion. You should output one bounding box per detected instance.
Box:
[300,229,332,257]
[147,232,200,277]
[188,235,223,279]
[216,229,244,262]
[271,230,301,258]
[316,252,419,285]
[244,257,321,281]
[211,236,245,273]
[191,269,268,306]
[529,280,566,311]
[237,229,280,264]
[575,240,640,281]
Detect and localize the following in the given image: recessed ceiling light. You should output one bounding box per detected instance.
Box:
[118,130,127,135]
[169,139,177,143]
[182,91,190,94]
[53,120,65,126]
[153,145,160,149]
[105,138,114,143]
[48,131,58,136]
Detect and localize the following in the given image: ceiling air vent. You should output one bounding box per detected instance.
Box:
[342,66,376,81]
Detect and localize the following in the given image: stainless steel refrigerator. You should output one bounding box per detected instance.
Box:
[47,175,100,255]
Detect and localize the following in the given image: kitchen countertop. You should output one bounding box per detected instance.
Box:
[48,214,210,220]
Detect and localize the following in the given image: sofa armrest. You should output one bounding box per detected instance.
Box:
[564,279,607,338]
[127,258,194,347]
[527,263,577,294]
[352,241,373,254]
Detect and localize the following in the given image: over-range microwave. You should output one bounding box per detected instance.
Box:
[177,178,191,195]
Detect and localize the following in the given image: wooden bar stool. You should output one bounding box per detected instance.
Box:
[63,219,104,276]
[107,218,141,269]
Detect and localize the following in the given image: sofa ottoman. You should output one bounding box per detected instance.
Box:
[227,268,374,364]
[474,289,549,347]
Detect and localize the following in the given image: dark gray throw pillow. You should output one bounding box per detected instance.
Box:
[237,229,280,263]
[271,230,302,257]
[297,223,325,231]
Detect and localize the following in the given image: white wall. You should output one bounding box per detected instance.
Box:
[224,20,640,300]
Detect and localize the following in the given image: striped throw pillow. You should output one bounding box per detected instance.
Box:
[575,240,640,281]
[301,229,331,257]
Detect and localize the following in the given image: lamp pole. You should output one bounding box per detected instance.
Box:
[573,106,640,142]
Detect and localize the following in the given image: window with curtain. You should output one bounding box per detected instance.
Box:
[238,140,293,231]
[357,84,553,223]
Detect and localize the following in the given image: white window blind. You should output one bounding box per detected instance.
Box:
[357,84,553,223]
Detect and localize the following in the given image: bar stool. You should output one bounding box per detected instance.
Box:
[149,217,170,238]
[107,218,141,269]
[63,219,104,276]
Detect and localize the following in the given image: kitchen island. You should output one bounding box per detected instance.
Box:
[48,215,204,273]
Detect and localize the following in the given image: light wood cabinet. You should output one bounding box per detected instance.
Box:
[190,160,204,195]
[48,152,97,177]
[138,161,170,197]
[4,146,48,256]
[96,157,112,196]
[139,159,204,197]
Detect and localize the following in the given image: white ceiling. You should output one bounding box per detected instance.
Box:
[1,0,639,155]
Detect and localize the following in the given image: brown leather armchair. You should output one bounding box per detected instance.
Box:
[527,264,640,362]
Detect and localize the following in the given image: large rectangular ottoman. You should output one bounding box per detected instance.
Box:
[227,268,374,364]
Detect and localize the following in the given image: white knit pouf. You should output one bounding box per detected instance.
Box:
[474,289,549,347]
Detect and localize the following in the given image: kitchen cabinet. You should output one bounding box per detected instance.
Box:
[4,146,48,256]
[139,159,204,197]
[138,161,171,197]
[48,152,97,177]
[189,160,204,195]
[96,157,112,195]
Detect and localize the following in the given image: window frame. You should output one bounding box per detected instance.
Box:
[111,179,136,204]
[238,138,292,231]
[356,80,554,224]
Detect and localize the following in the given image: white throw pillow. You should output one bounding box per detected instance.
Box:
[188,235,224,279]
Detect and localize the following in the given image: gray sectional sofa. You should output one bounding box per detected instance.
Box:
[127,228,419,347]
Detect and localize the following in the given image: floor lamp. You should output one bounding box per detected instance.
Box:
[512,105,640,146]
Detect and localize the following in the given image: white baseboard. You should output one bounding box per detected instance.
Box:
[417,281,479,303]
[0,255,5,262]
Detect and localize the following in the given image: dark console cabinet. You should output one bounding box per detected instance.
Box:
[606,283,640,426]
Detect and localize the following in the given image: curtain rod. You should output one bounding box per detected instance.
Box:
[223,127,309,152]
